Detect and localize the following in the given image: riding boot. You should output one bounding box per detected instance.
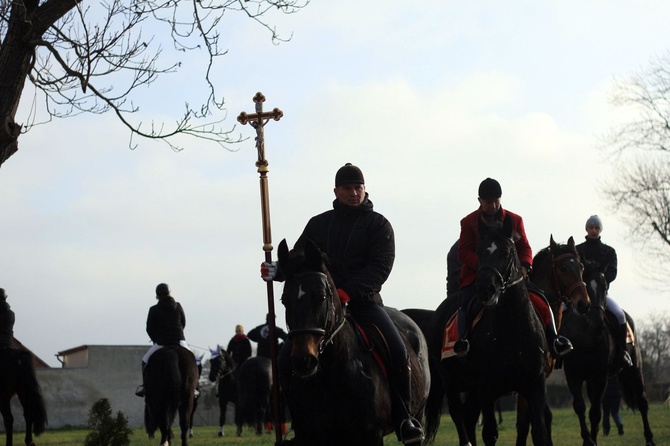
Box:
[615,323,633,371]
[391,361,424,445]
[135,362,146,397]
[453,306,470,357]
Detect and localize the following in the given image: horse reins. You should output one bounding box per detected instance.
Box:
[286,272,347,354]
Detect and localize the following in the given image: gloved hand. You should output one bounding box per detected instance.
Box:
[260,261,277,282]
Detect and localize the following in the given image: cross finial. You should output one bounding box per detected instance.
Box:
[237,92,283,173]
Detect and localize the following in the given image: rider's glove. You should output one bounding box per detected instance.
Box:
[260,261,278,282]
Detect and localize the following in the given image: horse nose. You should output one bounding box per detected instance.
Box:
[577,299,590,314]
[291,354,319,377]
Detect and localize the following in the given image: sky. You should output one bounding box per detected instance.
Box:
[2,0,670,367]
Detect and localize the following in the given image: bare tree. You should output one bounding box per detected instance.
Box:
[0,0,308,168]
[601,52,670,271]
[637,312,670,392]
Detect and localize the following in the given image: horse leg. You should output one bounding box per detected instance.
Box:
[521,380,550,446]
[585,379,605,445]
[544,402,553,446]
[479,400,499,446]
[0,402,13,446]
[178,401,190,446]
[219,398,228,437]
[446,390,474,446]
[567,379,595,446]
[515,395,530,446]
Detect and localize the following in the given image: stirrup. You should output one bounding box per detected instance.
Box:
[399,418,424,445]
[135,385,145,397]
[553,337,573,357]
[453,339,470,357]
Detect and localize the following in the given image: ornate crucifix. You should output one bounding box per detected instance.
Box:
[237,92,283,253]
[237,92,283,445]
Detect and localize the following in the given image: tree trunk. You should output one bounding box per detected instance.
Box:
[0,0,81,168]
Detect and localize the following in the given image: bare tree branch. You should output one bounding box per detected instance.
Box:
[0,0,309,166]
[600,51,670,279]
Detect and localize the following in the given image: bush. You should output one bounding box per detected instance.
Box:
[84,398,133,446]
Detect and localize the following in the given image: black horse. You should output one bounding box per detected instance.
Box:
[513,236,593,446]
[425,215,550,446]
[144,345,199,446]
[207,346,236,437]
[276,238,430,446]
[235,356,272,436]
[0,349,47,446]
[559,266,655,446]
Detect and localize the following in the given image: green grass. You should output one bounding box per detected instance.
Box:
[2,404,668,445]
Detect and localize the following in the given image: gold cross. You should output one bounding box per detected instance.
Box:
[237,92,283,173]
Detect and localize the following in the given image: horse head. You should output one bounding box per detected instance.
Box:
[208,345,235,382]
[583,268,608,317]
[278,238,344,378]
[548,235,591,315]
[474,214,523,306]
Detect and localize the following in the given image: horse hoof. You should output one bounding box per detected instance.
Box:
[218,431,223,437]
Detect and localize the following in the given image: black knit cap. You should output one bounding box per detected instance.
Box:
[335,163,365,186]
[155,283,171,297]
[478,178,502,200]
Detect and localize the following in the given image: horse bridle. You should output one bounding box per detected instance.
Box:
[286,272,347,354]
[550,252,587,305]
[477,251,524,295]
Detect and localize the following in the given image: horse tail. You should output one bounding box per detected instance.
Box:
[17,350,48,435]
[422,356,443,444]
[618,313,648,412]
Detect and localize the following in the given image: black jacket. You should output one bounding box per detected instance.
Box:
[248,323,288,358]
[0,301,14,347]
[146,296,186,345]
[295,194,394,307]
[576,236,618,285]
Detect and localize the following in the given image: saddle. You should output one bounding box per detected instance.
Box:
[441,290,550,360]
[352,320,390,379]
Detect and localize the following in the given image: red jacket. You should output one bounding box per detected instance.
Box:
[458,208,533,288]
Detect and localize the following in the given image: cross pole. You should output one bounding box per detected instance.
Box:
[237,92,284,445]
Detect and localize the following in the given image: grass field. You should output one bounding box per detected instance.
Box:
[2,403,668,445]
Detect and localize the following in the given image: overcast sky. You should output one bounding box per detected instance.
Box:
[2,1,669,367]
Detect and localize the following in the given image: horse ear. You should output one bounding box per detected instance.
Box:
[278,239,290,266]
[550,235,558,251]
[304,239,323,270]
[567,236,575,248]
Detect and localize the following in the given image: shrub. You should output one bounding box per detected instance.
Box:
[84,398,133,446]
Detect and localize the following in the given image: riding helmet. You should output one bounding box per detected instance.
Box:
[478,178,502,200]
[335,163,365,187]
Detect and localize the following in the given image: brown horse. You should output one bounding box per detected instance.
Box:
[0,349,47,446]
[531,237,654,446]
[276,238,429,446]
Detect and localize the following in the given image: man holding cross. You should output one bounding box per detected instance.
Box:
[261,163,424,445]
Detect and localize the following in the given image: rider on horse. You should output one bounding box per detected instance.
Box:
[262,163,424,445]
[0,288,15,349]
[452,178,573,359]
[576,215,633,372]
[136,283,196,397]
